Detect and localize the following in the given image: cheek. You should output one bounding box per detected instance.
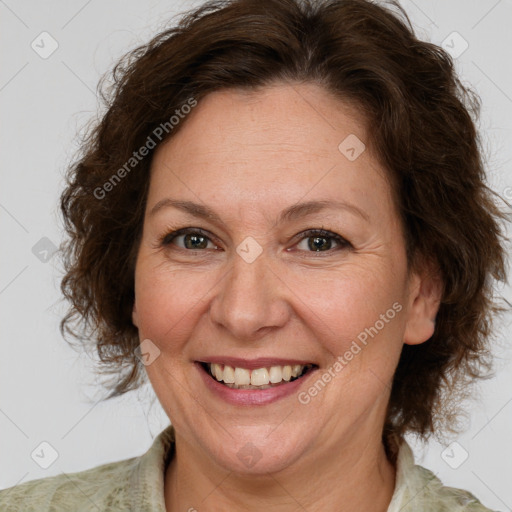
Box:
[134,262,214,345]
[290,262,402,347]
[304,270,406,399]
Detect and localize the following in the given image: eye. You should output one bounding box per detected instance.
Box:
[294,229,351,253]
[159,227,351,253]
[161,228,219,250]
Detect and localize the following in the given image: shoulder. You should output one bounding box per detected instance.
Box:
[0,455,139,512]
[0,425,175,512]
[389,440,498,512]
[411,464,496,512]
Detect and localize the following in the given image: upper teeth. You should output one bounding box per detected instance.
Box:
[209,363,308,386]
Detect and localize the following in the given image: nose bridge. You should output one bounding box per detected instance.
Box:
[209,246,289,340]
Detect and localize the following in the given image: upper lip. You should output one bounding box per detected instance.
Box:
[197,357,316,370]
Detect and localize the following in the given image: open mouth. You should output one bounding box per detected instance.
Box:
[200,362,317,390]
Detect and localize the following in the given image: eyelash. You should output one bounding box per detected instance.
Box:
[158,227,352,253]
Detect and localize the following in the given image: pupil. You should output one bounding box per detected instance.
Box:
[185,234,207,249]
[309,236,330,251]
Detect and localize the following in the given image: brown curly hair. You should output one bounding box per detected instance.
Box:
[59,0,510,444]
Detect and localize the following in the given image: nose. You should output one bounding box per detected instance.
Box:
[208,248,291,342]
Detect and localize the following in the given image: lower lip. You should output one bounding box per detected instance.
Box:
[195,362,316,406]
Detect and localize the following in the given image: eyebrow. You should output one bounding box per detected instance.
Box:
[149,198,370,224]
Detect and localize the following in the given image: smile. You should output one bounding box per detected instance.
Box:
[202,362,315,389]
[195,357,319,405]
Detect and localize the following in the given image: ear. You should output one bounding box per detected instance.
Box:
[403,258,443,346]
[132,302,139,328]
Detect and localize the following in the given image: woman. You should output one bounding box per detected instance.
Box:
[0,0,508,510]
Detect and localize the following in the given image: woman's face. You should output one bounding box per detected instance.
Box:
[132,82,437,474]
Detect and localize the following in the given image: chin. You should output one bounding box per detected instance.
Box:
[199,424,312,476]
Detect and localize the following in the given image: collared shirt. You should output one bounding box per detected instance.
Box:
[0,425,496,511]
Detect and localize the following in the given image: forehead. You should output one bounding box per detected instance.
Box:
[154,83,373,162]
[148,82,394,224]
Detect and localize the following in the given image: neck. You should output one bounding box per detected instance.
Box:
[164,426,397,512]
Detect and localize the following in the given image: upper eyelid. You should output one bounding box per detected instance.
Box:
[161,227,215,245]
[161,227,349,248]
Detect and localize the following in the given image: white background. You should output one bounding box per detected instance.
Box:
[1,0,511,510]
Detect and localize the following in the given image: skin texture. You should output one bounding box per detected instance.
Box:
[131,82,443,511]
